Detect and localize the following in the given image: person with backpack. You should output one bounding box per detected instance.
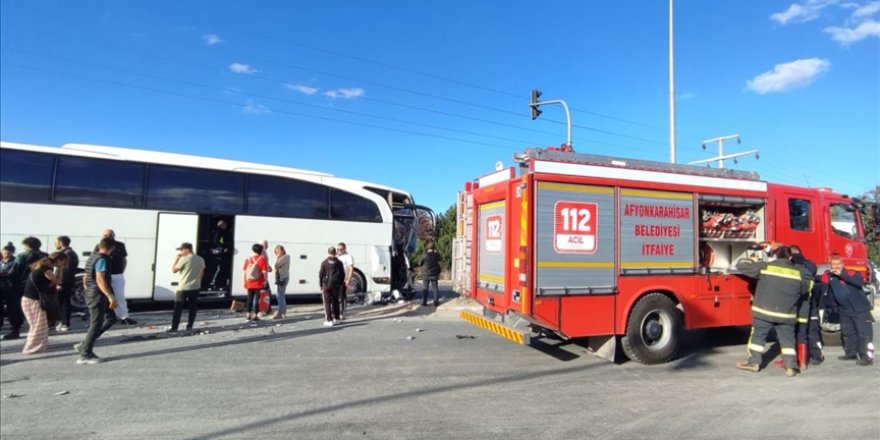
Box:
[21,252,68,354]
[54,236,79,332]
[318,246,345,327]
[3,237,48,340]
[243,243,269,322]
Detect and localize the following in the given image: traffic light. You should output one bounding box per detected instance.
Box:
[530,89,542,120]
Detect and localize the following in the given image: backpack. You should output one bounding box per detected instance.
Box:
[245,257,262,281]
[324,259,344,289]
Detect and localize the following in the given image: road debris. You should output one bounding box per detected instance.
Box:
[54,391,70,396]
[2,393,23,399]
[455,335,476,339]
[406,336,415,341]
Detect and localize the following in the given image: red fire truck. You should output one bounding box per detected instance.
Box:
[453,147,878,364]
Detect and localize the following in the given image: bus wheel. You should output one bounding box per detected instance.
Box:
[621,293,682,364]
[71,272,87,311]
[347,271,366,302]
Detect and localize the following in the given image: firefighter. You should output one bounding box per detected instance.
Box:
[735,246,813,377]
[821,254,874,366]
[790,245,823,368]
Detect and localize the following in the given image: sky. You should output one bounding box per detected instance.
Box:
[1,0,878,214]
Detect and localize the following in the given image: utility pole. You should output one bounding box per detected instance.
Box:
[669,0,677,164]
[691,134,759,168]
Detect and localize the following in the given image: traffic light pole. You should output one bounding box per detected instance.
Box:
[529,89,572,148]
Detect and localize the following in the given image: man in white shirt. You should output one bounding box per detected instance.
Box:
[336,242,354,320]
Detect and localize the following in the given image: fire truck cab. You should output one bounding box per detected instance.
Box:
[453,147,876,364]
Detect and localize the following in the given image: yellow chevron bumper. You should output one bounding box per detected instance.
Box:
[460,310,530,345]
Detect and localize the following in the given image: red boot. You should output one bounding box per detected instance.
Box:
[797,343,808,370]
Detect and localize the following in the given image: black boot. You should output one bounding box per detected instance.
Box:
[2,329,21,340]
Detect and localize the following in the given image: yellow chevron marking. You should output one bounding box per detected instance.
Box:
[460,310,526,345]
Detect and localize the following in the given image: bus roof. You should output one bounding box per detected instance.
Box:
[1,140,414,200]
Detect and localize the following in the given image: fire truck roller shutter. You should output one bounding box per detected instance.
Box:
[619,189,696,274]
[477,201,506,293]
[535,182,616,295]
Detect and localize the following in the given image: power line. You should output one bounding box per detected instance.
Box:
[1,24,679,149]
[8,64,524,152]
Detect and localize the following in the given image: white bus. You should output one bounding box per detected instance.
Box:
[0,141,433,306]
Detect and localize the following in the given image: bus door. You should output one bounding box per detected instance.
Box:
[153,212,199,301]
[391,205,435,293]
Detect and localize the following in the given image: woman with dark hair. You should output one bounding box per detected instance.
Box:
[21,252,68,354]
[242,243,268,321]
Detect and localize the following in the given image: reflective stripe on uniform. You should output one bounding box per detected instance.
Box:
[748,343,765,353]
[781,348,796,355]
[797,318,808,324]
[752,305,797,320]
[760,265,803,281]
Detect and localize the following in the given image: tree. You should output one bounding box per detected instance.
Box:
[862,185,879,266]
[411,204,457,279]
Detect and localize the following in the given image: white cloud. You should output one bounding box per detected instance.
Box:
[746,58,831,94]
[852,1,880,17]
[203,34,224,46]
[284,83,319,95]
[824,19,880,43]
[323,88,365,99]
[770,0,839,25]
[243,99,270,114]
[228,63,258,75]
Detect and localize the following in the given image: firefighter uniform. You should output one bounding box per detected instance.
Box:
[736,257,813,374]
[792,254,821,366]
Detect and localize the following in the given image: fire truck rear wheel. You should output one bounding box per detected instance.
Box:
[621,293,682,365]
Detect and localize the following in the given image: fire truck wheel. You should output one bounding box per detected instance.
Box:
[621,293,682,364]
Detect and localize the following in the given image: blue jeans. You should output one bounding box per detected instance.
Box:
[275,278,288,314]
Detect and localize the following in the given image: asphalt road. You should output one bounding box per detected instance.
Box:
[1,287,878,440]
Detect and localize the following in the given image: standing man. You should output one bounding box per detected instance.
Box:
[208,219,232,291]
[822,254,874,366]
[735,246,812,377]
[336,242,354,319]
[103,229,136,325]
[75,237,118,365]
[420,241,441,307]
[318,246,344,327]
[54,236,79,332]
[167,242,205,333]
[3,237,47,340]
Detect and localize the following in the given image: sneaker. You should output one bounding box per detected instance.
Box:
[322,321,334,327]
[76,355,101,365]
[121,318,138,325]
[165,327,178,334]
[856,357,874,366]
[735,361,760,373]
[838,355,858,361]
[785,368,797,377]
[810,356,824,366]
[73,342,83,354]
[56,324,70,332]
[1,331,20,340]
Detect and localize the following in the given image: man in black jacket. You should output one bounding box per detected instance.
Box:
[421,241,441,307]
[822,254,874,366]
[735,246,813,377]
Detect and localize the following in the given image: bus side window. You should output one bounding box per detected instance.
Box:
[0,149,54,202]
